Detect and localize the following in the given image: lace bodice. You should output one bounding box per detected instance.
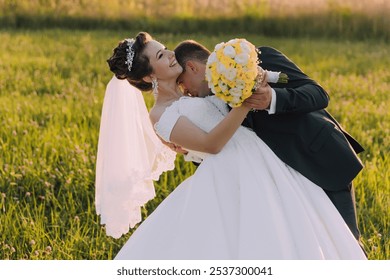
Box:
[154,95,230,161]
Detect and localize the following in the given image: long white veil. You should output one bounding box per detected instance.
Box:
[95,76,176,238]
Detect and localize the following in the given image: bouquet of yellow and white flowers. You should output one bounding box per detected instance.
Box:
[205,38,288,107]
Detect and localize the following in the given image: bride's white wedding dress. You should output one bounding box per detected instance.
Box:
[115,95,366,260]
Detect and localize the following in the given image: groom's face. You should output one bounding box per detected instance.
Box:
[177,61,210,98]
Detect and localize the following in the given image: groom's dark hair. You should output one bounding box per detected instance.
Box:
[174,40,211,70]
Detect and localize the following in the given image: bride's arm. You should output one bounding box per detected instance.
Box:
[169,105,250,154]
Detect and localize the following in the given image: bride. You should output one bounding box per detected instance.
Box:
[96,31,366,259]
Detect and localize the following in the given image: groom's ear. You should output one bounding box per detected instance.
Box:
[186,61,198,74]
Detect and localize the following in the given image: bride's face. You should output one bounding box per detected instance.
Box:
[143,40,182,81]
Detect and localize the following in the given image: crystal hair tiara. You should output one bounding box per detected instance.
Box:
[124,38,135,72]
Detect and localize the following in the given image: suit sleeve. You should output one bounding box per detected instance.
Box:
[259,46,330,114]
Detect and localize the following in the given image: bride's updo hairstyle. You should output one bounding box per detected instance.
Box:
[107,32,154,91]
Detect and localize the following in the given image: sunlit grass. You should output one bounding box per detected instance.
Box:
[0,29,388,260]
[1,0,389,18]
[0,0,389,40]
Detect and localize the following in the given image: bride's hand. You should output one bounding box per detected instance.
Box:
[172,144,188,155]
[244,83,273,110]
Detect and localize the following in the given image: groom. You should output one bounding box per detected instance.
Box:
[173,40,365,245]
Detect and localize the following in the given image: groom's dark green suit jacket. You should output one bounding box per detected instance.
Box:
[241,46,364,192]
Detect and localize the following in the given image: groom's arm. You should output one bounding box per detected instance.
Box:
[258,46,329,114]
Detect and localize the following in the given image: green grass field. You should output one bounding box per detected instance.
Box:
[0,28,389,260]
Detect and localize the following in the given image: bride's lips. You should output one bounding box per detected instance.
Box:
[169,59,177,67]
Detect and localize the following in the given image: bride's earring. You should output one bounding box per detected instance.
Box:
[152,78,158,96]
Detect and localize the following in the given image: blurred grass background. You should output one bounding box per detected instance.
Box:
[0,0,389,260]
[1,0,389,40]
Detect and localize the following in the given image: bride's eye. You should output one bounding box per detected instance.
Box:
[158,47,168,59]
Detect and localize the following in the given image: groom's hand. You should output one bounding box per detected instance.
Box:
[244,84,273,110]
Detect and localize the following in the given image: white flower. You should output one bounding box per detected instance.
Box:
[223,68,237,81]
[228,38,239,45]
[205,67,212,82]
[223,45,236,58]
[232,95,241,104]
[207,52,217,64]
[209,84,216,94]
[235,79,246,90]
[217,62,227,75]
[215,42,224,51]
[229,87,242,97]
[240,41,252,54]
[218,80,228,92]
[235,53,249,65]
